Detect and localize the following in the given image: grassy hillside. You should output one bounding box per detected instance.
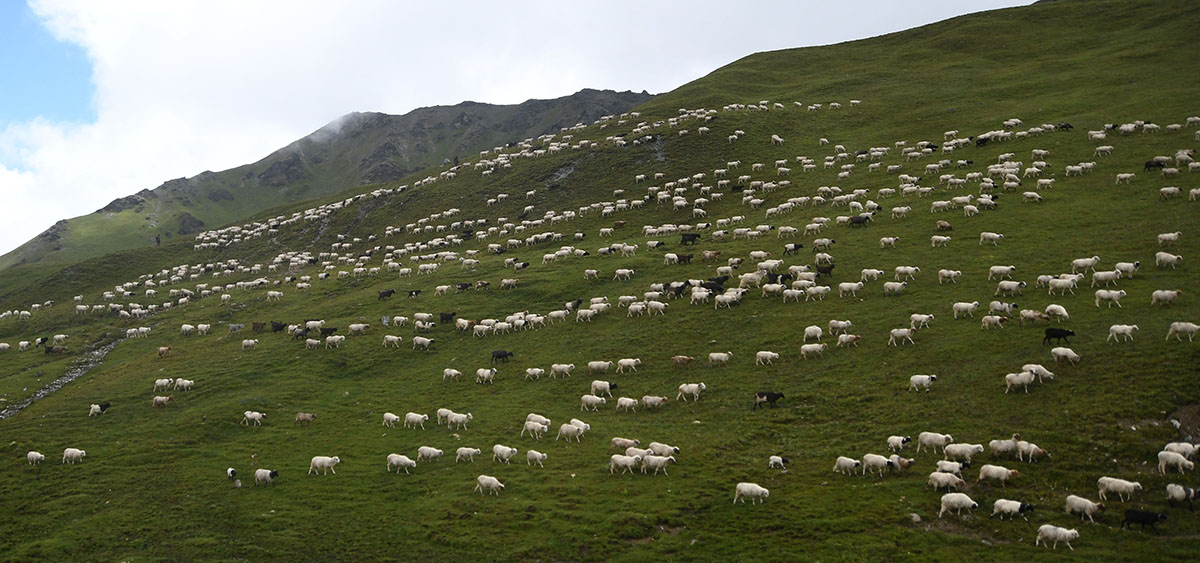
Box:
[0,89,654,272]
[2,0,1200,559]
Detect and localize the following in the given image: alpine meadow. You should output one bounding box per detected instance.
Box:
[1,1,1199,560]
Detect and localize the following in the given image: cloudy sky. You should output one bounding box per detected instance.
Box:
[0,0,1030,255]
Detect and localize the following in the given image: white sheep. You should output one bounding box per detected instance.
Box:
[1051,347,1080,365]
[938,269,962,284]
[888,328,915,346]
[800,343,828,358]
[677,382,706,401]
[768,455,788,469]
[991,499,1034,521]
[404,412,429,430]
[733,482,770,504]
[1156,251,1184,268]
[1094,289,1126,307]
[936,460,967,476]
[308,455,341,475]
[1107,324,1138,342]
[1065,494,1105,523]
[521,420,548,439]
[526,450,548,468]
[952,301,979,318]
[443,369,462,382]
[944,443,985,461]
[455,447,481,463]
[1151,289,1182,306]
[616,358,642,372]
[708,351,732,365]
[1164,442,1199,459]
[981,315,1007,329]
[887,436,911,452]
[476,368,497,384]
[1167,483,1198,508]
[1004,371,1037,393]
[928,472,967,491]
[861,453,894,476]
[977,464,1019,486]
[417,446,443,462]
[917,431,954,453]
[755,351,779,365]
[242,411,266,426]
[382,412,401,428]
[1097,476,1141,501]
[254,468,278,486]
[642,395,669,408]
[642,455,677,475]
[474,474,505,495]
[909,375,937,392]
[387,453,417,474]
[27,451,45,465]
[833,456,862,475]
[1158,450,1194,474]
[1037,524,1080,551]
[590,380,616,397]
[580,394,606,411]
[1045,304,1070,322]
[938,493,978,518]
[447,412,473,430]
[616,397,639,412]
[1167,322,1200,341]
[979,232,1004,246]
[610,454,643,475]
[492,444,519,463]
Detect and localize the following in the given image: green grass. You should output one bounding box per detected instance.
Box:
[2,0,1200,559]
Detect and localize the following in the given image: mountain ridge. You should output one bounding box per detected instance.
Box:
[0,88,654,270]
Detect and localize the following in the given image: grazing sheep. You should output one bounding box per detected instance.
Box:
[1158,451,1195,474]
[888,328,915,346]
[27,451,44,465]
[1037,524,1080,550]
[526,450,548,468]
[61,448,87,464]
[938,493,978,518]
[254,468,279,486]
[929,472,967,491]
[1051,347,1080,365]
[1167,483,1198,509]
[944,443,985,461]
[909,375,937,392]
[1062,497,1102,525]
[404,412,429,430]
[833,456,862,475]
[991,499,1035,521]
[917,432,954,453]
[417,446,443,462]
[953,301,980,318]
[861,453,895,476]
[152,395,173,408]
[492,444,519,463]
[580,394,607,411]
[447,412,473,430]
[474,475,505,495]
[1107,324,1139,342]
[642,454,677,475]
[977,464,1020,486]
[307,455,341,475]
[455,447,481,463]
[768,455,789,469]
[1167,322,1199,342]
[1098,476,1142,501]
[241,411,265,426]
[1005,371,1037,393]
[610,454,643,475]
[677,382,706,401]
[294,412,316,425]
[387,454,417,474]
[1155,251,1183,268]
[936,460,970,476]
[733,482,770,504]
[887,436,912,452]
[1151,289,1182,306]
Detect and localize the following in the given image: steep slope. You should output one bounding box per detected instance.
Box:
[0,88,654,271]
[2,1,1200,559]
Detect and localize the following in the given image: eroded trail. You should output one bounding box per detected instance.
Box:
[0,336,124,420]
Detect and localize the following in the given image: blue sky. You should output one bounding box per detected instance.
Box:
[0,0,94,129]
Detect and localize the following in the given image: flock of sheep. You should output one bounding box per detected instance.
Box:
[4,98,1199,551]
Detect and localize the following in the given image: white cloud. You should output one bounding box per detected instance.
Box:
[0,0,1030,254]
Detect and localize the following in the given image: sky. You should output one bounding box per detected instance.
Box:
[0,0,1031,255]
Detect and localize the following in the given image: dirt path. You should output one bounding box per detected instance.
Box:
[0,335,124,420]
